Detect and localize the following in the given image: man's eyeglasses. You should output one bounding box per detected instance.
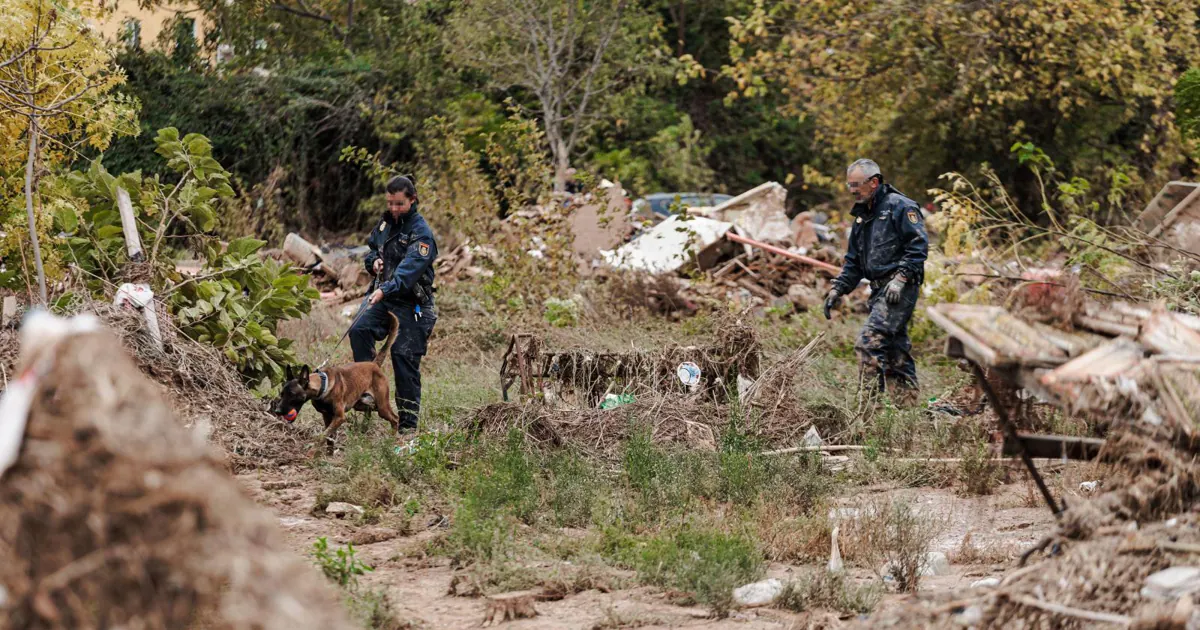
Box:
[845,176,879,191]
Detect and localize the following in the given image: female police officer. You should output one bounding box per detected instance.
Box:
[349,175,437,433]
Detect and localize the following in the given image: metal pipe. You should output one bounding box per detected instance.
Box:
[724,231,842,275]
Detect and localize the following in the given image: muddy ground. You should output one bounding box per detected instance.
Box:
[239,463,1068,629]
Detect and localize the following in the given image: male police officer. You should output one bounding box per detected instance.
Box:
[350,175,438,432]
[823,159,928,399]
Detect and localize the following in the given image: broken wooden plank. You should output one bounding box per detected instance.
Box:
[926,305,1000,367]
[1136,181,1200,234]
[736,277,775,300]
[1139,309,1200,356]
[761,445,867,456]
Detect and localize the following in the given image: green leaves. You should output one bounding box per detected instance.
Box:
[170,243,317,386]
[49,127,312,387]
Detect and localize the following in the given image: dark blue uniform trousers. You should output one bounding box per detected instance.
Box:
[856,280,920,393]
[349,301,436,431]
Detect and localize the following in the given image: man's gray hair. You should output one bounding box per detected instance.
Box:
[847,158,881,179]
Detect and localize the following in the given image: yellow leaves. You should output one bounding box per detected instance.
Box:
[0,0,137,170]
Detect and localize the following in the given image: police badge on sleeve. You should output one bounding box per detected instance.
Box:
[418,242,430,257]
[906,210,919,224]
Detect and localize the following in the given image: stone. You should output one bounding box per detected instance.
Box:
[325,502,365,518]
[922,552,952,576]
[1142,567,1200,600]
[954,606,983,627]
[732,578,784,607]
[970,577,1001,589]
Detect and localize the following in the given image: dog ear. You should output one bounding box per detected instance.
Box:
[299,365,310,381]
[285,364,294,382]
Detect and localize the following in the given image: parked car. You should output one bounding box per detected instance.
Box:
[632,192,733,221]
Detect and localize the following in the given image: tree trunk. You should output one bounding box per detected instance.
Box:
[552,137,570,193]
[24,117,47,305]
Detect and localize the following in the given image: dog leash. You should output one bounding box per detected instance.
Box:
[315,279,376,370]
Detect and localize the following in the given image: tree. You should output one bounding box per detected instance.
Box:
[447,0,669,190]
[0,0,136,303]
[723,0,1200,222]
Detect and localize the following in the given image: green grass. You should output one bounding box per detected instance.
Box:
[627,525,764,616]
[293,281,1020,618]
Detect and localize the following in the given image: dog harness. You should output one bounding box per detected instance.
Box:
[315,371,331,400]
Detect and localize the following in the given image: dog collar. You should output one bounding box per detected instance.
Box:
[316,371,330,400]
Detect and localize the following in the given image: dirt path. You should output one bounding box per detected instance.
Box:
[238,466,1060,629]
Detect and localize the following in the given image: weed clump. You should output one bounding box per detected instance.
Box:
[842,496,947,593]
[776,571,882,616]
[630,526,763,616]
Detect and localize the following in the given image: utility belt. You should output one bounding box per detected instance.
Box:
[377,282,436,307]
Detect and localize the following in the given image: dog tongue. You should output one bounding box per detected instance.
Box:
[284,409,298,422]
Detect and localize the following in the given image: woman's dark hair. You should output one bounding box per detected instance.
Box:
[385,175,418,202]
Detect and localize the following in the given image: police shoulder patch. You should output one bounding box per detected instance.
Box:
[906,209,919,224]
[418,241,430,257]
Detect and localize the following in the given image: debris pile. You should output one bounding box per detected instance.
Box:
[498,315,761,406]
[474,320,828,455]
[0,300,311,470]
[0,312,353,629]
[599,181,847,310]
[860,300,1200,628]
[281,232,373,300]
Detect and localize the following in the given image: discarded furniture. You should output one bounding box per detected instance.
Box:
[927,301,1200,518]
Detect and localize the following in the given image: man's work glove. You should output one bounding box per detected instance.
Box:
[823,289,843,320]
[884,273,907,305]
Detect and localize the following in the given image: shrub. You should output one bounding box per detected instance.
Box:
[312,537,373,589]
[633,525,763,616]
[776,571,881,616]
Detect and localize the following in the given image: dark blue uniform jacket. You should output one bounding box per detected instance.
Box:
[832,184,928,295]
[363,204,438,306]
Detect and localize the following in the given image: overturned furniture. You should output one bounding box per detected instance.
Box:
[927,302,1200,518]
[499,322,760,406]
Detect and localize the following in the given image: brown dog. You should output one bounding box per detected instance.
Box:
[273,312,400,455]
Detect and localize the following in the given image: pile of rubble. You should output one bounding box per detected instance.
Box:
[0,312,353,629]
[270,179,855,314]
[279,233,373,302]
[600,182,847,311]
[861,299,1200,628]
